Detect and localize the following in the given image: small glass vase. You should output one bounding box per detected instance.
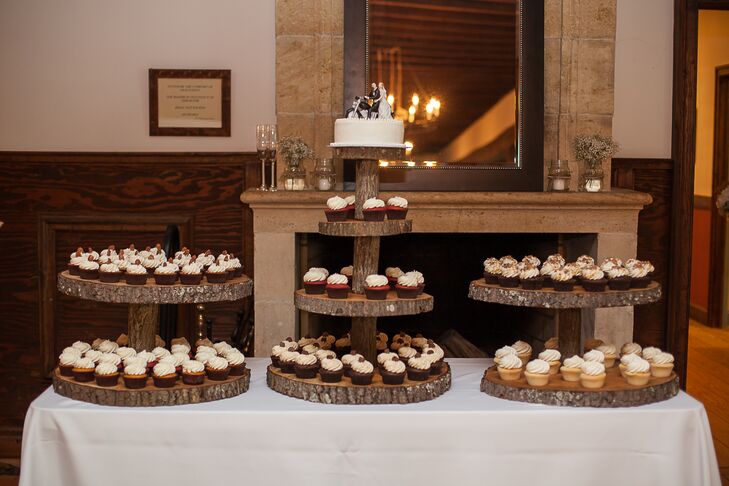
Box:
[579,162,604,192]
[313,158,336,191]
[547,159,571,192]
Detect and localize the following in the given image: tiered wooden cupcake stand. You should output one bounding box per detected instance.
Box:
[267,146,451,404]
[54,271,253,407]
[468,279,679,407]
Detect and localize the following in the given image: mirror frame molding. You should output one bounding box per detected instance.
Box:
[343,0,544,191]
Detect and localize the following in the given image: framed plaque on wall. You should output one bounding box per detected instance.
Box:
[149,69,231,136]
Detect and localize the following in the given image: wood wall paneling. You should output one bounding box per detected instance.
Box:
[611,158,673,348]
[0,151,259,450]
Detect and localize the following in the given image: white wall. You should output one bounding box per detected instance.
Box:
[613,0,673,159]
[0,0,275,152]
[694,11,729,197]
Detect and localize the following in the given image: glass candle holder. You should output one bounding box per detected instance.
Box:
[579,162,604,192]
[313,158,336,191]
[547,159,571,192]
[283,166,307,191]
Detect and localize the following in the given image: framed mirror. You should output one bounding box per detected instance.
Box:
[344,0,543,191]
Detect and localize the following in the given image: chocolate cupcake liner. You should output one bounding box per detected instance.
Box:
[154,273,178,285]
[520,277,544,290]
[206,272,228,284]
[582,279,607,292]
[362,210,386,222]
[125,273,148,285]
[279,361,296,374]
[395,286,419,299]
[294,364,319,379]
[179,273,203,285]
[608,277,631,291]
[630,276,651,288]
[59,365,74,377]
[304,282,327,294]
[326,286,350,299]
[553,279,576,292]
[386,208,408,220]
[206,367,231,381]
[94,373,120,387]
[349,371,374,385]
[99,272,122,283]
[406,366,430,382]
[483,272,500,285]
[79,269,99,280]
[72,369,95,382]
[381,370,405,385]
[270,355,281,368]
[319,368,344,383]
[498,276,520,288]
[67,264,80,276]
[153,374,177,388]
[181,372,205,385]
[229,364,247,376]
[325,210,348,222]
[123,375,148,389]
[364,287,388,300]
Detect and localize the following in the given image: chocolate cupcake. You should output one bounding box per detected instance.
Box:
[627,260,654,288]
[67,247,85,275]
[377,349,397,373]
[519,265,543,290]
[141,254,160,275]
[72,357,96,382]
[325,195,349,222]
[152,362,177,388]
[341,351,362,377]
[386,196,408,220]
[580,265,607,292]
[606,266,631,290]
[294,351,319,379]
[179,260,203,285]
[482,258,501,284]
[325,273,350,299]
[349,356,374,385]
[334,334,351,357]
[551,268,576,291]
[540,260,562,288]
[181,360,205,385]
[406,354,431,381]
[279,348,299,374]
[98,261,122,283]
[125,260,148,285]
[364,274,390,300]
[226,351,247,376]
[319,356,344,382]
[78,256,100,280]
[498,264,520,288]
[381,356,406,384]
[154,261,178,285]
[405,270,425,295]
[362,197,386,221]
[205,356,230,381]
[58,350,80,376]
[303,268,328,294]
[205,262,228,283]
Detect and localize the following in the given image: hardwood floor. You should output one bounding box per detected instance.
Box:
[687,319,729,485]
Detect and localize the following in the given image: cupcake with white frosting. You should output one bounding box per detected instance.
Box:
[406,353,432,381]
[79,256,100,280]
[153,260,178,285]
[58,351,79,376]
[539,260,562,288]
[538,349,562,375]
[152,362,177,388]
[344,195,356,219]
[405,270,425,294]
[364,274,389,300]
[349,356,375,385]
[319,356,344,383]
[279,347,300,374]
[628,260,654,288]
[524,359,551,387]
[334,334,351,356]
[512,340,533,366]
[595,344,618,367]
[386,196,408,220]
[496,353,523,381]
[94,362,120,387]
[642,346,662,362]
[560,355,585,382]
[325,273,350,299]
[205,261,228,284]
[341,351,363,377]
[580,361,607,389]
[546,253,566,267]
[226,351,247,376]
[125,259,148,285]
[498,264,520,288]
[619,352,640,377]
[67,247,86,275]
[621,342,642,357]
[650,352,674,377]
[482,258,501,284]
[362,197,386,221]
[325,195,349,222]
[294,351,319,379]
[395,273,420,299]
[179,259,203,285]
[123,362,148,389]
[493,345,517,365]
[142,254,161,275]
[99,261,122,283]
[624,357,651,385]
[381,356,407,384]
[580,265,607,292]
[520,264,543,290]
[72,357,96,382]
[377,349,398,371]
[606,266,631,290]
[314,348,336,362]
[181,359,205,385]
[303,268,328,295]
[205,356,230,381]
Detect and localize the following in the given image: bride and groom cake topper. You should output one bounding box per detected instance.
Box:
[346,82,393,119]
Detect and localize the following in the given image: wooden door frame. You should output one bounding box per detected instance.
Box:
[672,0,729,384]
[708,65,729,328]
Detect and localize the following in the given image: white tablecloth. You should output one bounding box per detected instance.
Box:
[21,359,720,486]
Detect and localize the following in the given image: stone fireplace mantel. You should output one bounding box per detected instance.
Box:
[241,190,652,356]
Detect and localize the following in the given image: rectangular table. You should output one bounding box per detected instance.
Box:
[20,358,721,486]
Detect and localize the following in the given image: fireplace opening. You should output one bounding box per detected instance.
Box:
[298,232,596,357]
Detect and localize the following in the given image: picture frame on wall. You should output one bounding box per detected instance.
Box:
[149,69,231,136]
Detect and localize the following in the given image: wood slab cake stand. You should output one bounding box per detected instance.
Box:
[468,279,669,407]
[55,272,253,406]
[270,145,449,405]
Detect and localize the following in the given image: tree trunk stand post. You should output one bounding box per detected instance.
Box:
[352,236,380,294]
[354,159,379,220]
[351,316,378,363]
[557,308,582,357]
[128,303,159,351]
